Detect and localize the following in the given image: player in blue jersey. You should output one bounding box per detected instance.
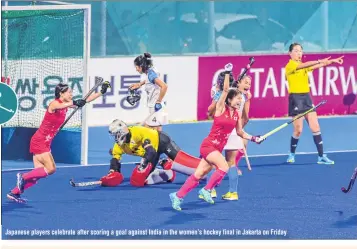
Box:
[129,52,168,131]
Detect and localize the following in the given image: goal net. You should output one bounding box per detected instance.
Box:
[1,4,91,165]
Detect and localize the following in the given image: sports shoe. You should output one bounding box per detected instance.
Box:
[318,154,334,165]
[7,192,26,203]
[16,173,25,194]
[199,188,216,199]
[198,188,214,204]
[169,192,183,211]
[222,191,239,201]
[286,153,295,163]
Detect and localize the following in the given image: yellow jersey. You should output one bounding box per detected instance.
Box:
[285,59,314,94]
[111,126,159,161]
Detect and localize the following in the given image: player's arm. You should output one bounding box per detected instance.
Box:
[49,100,75,112]
[86,81,111,103]
[154,78,168,103]
[307,56,344,71]
[241,92,251,127]
[49,99,87,112]
[130,74,146,90]
[215,63,233,116]
[148,70,167,111]
[129,81,145,90]
[286,57,330,75]
[108,144,124,173]
[236,117,262,144]
[207,99,217,117]
[139,138,158,170]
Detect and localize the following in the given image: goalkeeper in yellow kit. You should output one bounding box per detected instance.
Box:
[106,119,202,187]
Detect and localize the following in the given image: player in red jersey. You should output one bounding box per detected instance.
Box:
[7,82,110,203]
[169,63,264,211]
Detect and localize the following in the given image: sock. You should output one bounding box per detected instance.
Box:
[146,169,174,184]
[235,149,244,165]
[204,169,227,191]
[176,174,200,198]
[204,168,218,186]
[313,132,323,157]
[11,180,37,195]
[290,136,300,154]
[22,167,48,182]
[207,168,215,179]
[228,167,239,193]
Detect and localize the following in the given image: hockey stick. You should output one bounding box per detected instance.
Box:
[236,57,254,171]
[242,146,252,171]
[59,76,104,130]
[237,57,255,82]
[341,167,357,193]
[259,100,327,141]
[70,178,102,187]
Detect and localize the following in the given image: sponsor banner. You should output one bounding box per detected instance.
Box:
[197,53,357,120]
[87,56,198,126]
[1,58,84,128]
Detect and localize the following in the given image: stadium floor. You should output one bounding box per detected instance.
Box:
[2,116,357,240]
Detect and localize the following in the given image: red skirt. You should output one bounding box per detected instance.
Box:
[29,132,52,155]
[199,138,223,160]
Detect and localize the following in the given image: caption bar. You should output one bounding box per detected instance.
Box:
[4,228,288,238]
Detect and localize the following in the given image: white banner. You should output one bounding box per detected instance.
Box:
[1,58,84,128]
[87,56,199,127]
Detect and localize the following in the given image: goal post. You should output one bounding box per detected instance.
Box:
[1,4,91,165]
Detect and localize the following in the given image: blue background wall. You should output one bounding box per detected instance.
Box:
[3,1,357,56]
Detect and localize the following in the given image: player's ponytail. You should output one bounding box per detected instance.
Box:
[55,83,69,99]
[143,52,153,70]
[144,52,152,59]
[134,52,153,73]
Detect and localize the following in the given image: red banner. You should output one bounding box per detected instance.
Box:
[197,53,357,120]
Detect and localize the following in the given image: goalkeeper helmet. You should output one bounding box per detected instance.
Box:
[108,119,129,146]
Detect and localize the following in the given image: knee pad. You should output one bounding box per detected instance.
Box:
[130,163,154,187]
[100,172,124,187]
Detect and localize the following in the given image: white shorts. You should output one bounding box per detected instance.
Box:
[145,107,169,127]
[224,129,244,150]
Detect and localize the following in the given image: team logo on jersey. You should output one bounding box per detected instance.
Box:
[212,139,220,145]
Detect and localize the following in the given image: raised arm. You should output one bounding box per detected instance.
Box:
[215,63,233,116]
[86,81,111,103]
